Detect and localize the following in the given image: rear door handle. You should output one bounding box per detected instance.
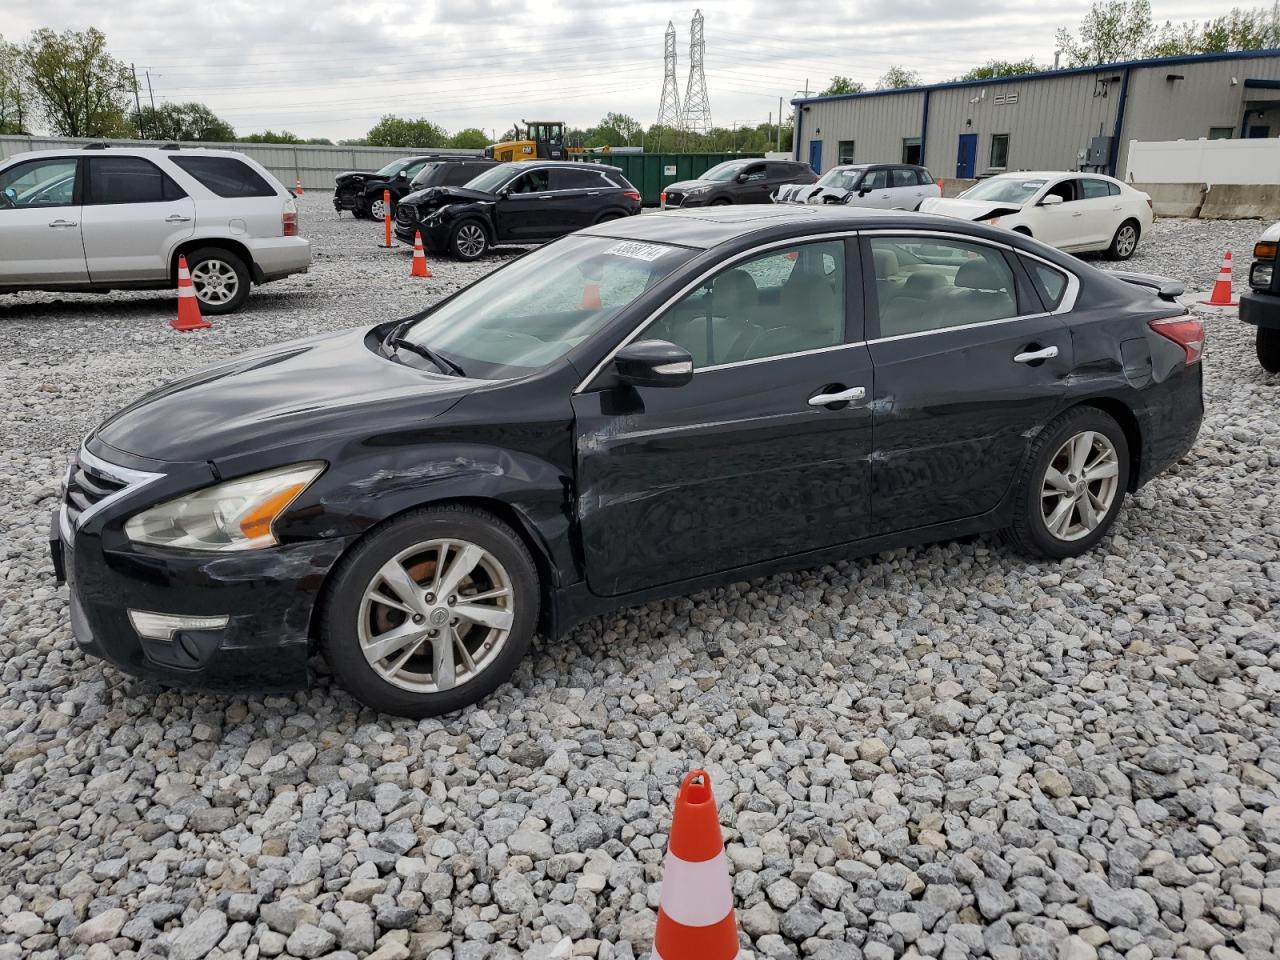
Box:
[1014,346,1059,364]
[808,386,866,407]
[165,214,192,223]
[48,219,78,228]
[587,191,600,196]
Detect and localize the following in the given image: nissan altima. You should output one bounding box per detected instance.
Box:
[52,206,1204,718]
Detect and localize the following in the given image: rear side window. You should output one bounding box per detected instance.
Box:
[767,162,799,179]
[1080,178,1112,200]
[917,168,934,184]
[1023,257,1070,309]
[892,167,919,187]
[602,170,633,189]
[1107,181,1121,196]
[549,168,605,190]
[170,156,277,198]
[871,236,1017,338]
[88,157,186,204]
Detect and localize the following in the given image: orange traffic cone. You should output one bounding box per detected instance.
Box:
[171,255,211,332]
[580,283,602,309]
[937,178,946,196]
[411,231,431,278]
[1199,250,1238,306]
[653,771,738,960]
[295,177,304,195]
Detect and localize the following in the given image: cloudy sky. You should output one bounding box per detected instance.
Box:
[7,0,1239,141]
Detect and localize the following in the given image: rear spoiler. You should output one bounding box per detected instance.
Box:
[1109,270,1185,302]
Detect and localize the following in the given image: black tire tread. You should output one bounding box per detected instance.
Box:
[1105,219,1141,261]
[184,246,251,315]
[1258,327,1280,373]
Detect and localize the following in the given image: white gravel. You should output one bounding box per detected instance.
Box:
[0,197,1278,960]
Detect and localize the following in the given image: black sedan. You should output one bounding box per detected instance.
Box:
[661,158,816,208]
[53,207,1204,718]
[395,161,641,260]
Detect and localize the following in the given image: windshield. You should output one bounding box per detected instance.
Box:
[816,166,868,190]
[399,235,695,379]
[376,157,411,177]
[464,164,518,193]
[959,177,1046,204]
[701,161,749,182]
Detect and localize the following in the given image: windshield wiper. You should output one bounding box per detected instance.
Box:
[388,338,466,377]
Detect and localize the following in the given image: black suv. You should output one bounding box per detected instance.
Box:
[395,161,641,260]
[661,158,816,208]
[334,156,492,220]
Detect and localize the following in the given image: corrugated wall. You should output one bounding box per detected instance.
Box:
[0,135,481,190]
[799,91,926,174]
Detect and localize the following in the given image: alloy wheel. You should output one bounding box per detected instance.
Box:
[189,259,240,305]
[456,224,486,258]
[369,198,387,220]
[1040,431,1120,541]
[1115,224,1137,258]
[357,538,514,693]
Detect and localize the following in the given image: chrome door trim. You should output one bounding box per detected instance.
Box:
[572,230,861,394]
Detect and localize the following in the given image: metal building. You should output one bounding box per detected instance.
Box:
[791,49,1280,181]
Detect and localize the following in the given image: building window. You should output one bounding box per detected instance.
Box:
[990,134,1010,169]
[837,140,855,164]
[902,137,921,164]
[1208,127,1234,139]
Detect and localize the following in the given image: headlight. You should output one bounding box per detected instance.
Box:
[125,462,324,552]
[1251,262,1273,290]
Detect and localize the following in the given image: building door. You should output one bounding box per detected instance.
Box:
[956,134,977,178]
[808,139,823,173]
[1247,125,1271,138]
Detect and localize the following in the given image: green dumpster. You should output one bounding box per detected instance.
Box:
[586,153,764,206]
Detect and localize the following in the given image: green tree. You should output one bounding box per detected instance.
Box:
[1150,6,1280,56]
[877,66,922,89]
[955,58,1043,81]
[0,36,31,134]
[366,114,447,148]
[20,27,132,137]
[131,101,234,141]
[598,111,642,144]
[302,137,333,145]
[239,129,301,143]
[819,75,865,96]
[448,127,490,149]
[1055,0,1158,65]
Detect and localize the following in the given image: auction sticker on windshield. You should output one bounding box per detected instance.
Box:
[605,241,673,262]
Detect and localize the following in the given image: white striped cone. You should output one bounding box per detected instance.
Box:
[1199,250,1238,306]
[171,256,210,331]
[411,230,431,277]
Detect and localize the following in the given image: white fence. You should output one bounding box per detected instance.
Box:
[1124,137,1280,185]
[0,135,482,191]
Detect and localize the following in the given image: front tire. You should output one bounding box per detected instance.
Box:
[710,197,733,206]
[184,247,251,315]
[368,194,394,221]
[1106,219,1140,260]
[1259,327,1280,373]
[320,505,540,719]
[450,220,489,260]
[1002,407,1130,559]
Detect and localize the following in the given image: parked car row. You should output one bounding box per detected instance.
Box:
[333,156,499,220]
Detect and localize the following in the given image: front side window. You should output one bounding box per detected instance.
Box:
[88,157,185,204]
[399,235,694,379]
[376,158,411,176]
[989,134,1010,169]
[838,140,855,164]
[701,161,748,182]
[741,163,767,182]
[509,170,550,194]
[0,157,77,209]
[170,156,273,198]
[1044,178,1078,203]
[466,164,520,193]
[637,241,845,369]
[871,237,1017,338]
[860,169,890,191]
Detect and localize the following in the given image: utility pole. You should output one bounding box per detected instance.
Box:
[778,96,783,151]
[130,63,144,139]
[145,71,156,111]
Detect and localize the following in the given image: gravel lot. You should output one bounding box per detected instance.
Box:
[0,197,1278,960]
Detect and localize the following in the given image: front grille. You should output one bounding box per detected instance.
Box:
[65,458,127,527]
[664,192,684,207]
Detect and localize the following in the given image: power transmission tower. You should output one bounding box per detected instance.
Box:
[682,9,713,135]
[655,20,683,147]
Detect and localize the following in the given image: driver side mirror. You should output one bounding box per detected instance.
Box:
[736,173,750,183]
[1039,193,1064,206]
[397,170,408,179]
[858,185,873,195]
[615,340,693,389]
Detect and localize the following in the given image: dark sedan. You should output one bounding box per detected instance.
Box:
[53,207,1203,718]
[395,161,641,260]
[661,158,816,208]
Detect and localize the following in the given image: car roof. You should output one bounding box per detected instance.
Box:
[580,204,1011,249]
[4,146,255,164]
[495,160,622,172]
[988,170,1118,181]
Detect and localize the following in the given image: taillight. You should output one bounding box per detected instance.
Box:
[282,211,298,237]
[1149,315,1204,364]
[624,190,641,203]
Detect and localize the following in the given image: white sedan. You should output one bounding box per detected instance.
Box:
[919,172,1153,260]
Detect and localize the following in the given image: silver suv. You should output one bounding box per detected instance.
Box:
[0,145,311,314]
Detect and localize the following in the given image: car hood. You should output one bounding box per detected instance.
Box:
[412,185,495,207]
[93,327,472,464]
[918,196,1024,220]
[665,178,719,193]
[335,170,379,185]
[776,183,847,204]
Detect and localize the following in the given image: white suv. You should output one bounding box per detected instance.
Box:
[0,145,311,314]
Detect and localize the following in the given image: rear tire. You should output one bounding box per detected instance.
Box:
[184,247,251,315]
[320,505,540,719]
[1259,327,1280,373]
[1106,219,1140,260]
[450,220,489,260]
[1001,407,1131,559]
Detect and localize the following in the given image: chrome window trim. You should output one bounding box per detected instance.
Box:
[573,230,860,393]
[696,340,869,374]
[61,444,165,541]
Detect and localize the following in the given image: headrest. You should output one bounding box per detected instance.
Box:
[954,259,1009,292]
[903,271,946,296]
[873,248,899,278]
[713,269,759,311]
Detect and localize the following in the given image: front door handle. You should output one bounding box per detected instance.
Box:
[165,214,192,223]
[48,219,78,228]
[1014,345,1059,364]
[808,386,866,407]
[537,195,553,200]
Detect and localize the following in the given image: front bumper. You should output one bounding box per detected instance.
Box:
[334,189,361,211]
[1239,288,1280,329]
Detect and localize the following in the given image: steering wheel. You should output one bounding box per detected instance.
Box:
[0,190,15,210]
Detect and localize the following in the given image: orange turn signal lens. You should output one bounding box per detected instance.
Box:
[1254,241,1277,260]
[238,482,308,541]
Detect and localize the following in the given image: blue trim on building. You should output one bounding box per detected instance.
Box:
[920,89,931,166]
[1107,68,1132,176]
[791,48,1280,106]
[1244,77,1280,89]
